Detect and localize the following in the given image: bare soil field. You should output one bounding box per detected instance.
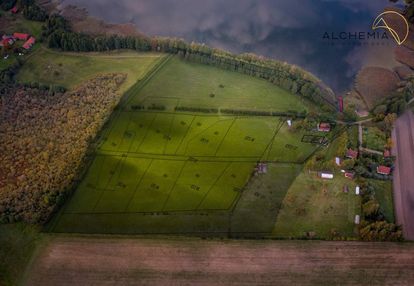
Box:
[392,110,414,240]
[395,46,414,70]
[24,237,414,286]
[355,67,399,109]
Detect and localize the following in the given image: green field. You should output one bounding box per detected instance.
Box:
[17,49,164,92]
[272,172,361,239]
[125,57,308,112]
[363,126,386,151]
[49,55,324,235]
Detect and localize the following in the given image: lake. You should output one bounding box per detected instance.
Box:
[60,0,404,93]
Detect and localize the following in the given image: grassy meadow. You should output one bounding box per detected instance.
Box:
[272,172,361,239]
[48,56,325,235]
[17,49,164,92]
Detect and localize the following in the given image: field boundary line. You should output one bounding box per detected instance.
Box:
[214,117,237,156]
[174,115,196,155]
[261,118,284,161]
[161,161,188,211]
[92,156,125,211]
[196,162,233,210]
[181,118,234,155]
[122,54,173,107]
[163,113,177,155]
[135,113,158,152]
[124,159,154,211]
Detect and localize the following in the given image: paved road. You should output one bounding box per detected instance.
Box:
[24,237,414,286]
[392,110,414,240]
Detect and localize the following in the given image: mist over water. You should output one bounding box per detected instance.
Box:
[61,0,402,93]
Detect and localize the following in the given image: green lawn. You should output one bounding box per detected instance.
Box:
[17,49,164,92]
[347,125,359,149]
[369,179,394,223]
[126,57,308,112]
[272,172,361,239]
[48,56,322,235]
[363,126,386,151]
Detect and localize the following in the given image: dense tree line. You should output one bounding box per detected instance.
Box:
[41,15,337,111]
[358,179,403,241]
[21,0,48,22]
[0,74,126,224]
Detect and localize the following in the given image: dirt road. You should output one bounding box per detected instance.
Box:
[24,237,414,286]
[392,110,414,240]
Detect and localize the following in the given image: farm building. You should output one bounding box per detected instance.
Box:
[10,6,18,14]
[13,33,29,41]
[319,172,334,180]
[317,122,331,132]
[346,149,358,159]
[22,37,36,50]
[377,165,391,175]
[0,35,15,47]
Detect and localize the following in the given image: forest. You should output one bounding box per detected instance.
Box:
[0,74,126,223]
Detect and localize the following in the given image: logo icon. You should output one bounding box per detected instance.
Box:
[372,11,409,45]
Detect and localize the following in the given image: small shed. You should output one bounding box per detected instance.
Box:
[319,172,334,180]
[355,186,360,195]
[335,157,341,166]
[355,215,360,224]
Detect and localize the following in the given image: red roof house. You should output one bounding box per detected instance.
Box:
[0,36,15,47]
[346,149,358,160]
[22,37,36,50]
[11,6,18,14]
[384,149,391,158]
[317,122,331,132]
[13,33,29,41]
[377,165,391,175]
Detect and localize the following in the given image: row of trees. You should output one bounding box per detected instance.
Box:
[41,14,337,111]
[358,179,403,241]
[372,78,414,116]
